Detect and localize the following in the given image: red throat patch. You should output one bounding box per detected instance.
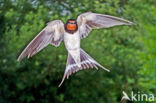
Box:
[67,24,76,30]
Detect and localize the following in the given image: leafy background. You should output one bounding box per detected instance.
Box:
[0,0,155,103]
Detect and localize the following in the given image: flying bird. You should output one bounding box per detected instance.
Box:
[17,12,134,87]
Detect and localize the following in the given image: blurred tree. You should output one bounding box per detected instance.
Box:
[0,0,155,103]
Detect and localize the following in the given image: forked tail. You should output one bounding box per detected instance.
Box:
[58,48,110,87]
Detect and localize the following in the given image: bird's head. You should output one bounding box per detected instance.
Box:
[65,19,78,34]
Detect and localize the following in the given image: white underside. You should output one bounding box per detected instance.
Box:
[64,31,81,66]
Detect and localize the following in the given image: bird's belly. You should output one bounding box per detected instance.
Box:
[64,32,81,66]
[64,32,80,50]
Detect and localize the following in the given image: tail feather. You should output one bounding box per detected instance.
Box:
[58,48,110,87]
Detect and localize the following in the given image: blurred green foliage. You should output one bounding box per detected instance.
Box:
[0,0,156,103]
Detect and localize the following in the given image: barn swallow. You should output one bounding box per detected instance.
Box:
[17,12,134,87]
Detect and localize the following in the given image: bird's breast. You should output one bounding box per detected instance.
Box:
[64,31,80,50]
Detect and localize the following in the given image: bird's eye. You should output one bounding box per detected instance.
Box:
[69,21,75,24]
[69,22,74,24]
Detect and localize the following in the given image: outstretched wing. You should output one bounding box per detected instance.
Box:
[17,20,64,61]
[77,12,134,39]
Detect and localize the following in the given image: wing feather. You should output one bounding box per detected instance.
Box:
[17,20,64,61]
[77,12,134,39]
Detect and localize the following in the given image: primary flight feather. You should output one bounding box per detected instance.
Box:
[17,12,134,87]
